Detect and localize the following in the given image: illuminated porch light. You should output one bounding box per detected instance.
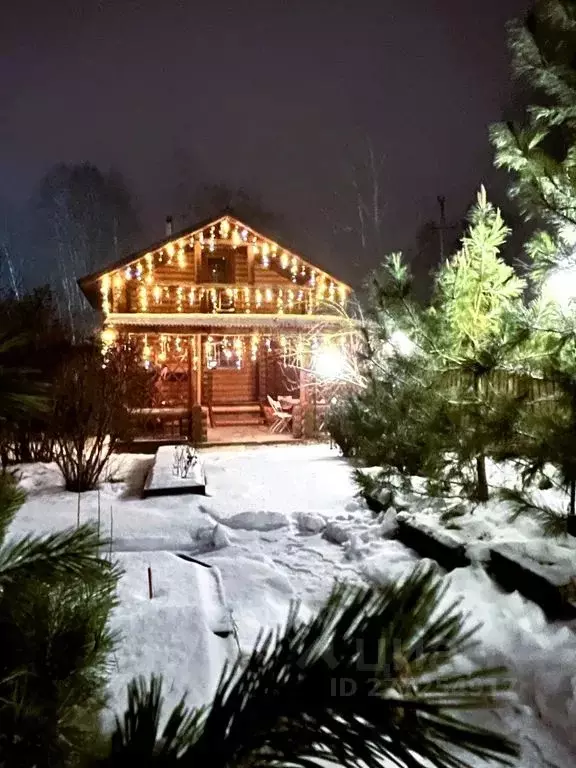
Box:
[312,345,347,380]
[100,326,117,351]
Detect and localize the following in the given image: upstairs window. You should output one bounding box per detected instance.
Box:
[203,252,234,283]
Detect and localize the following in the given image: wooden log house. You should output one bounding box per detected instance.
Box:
[78,213,351,441]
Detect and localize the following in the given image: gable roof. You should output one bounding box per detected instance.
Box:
[78,211,350,308]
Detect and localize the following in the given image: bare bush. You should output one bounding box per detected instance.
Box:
[52,341,151,491]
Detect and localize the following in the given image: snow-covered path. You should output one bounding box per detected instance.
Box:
[12,444,576,766]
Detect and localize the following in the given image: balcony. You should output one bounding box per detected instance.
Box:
[115,282,321,316]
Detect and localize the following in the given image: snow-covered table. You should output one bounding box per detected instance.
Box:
[143,444,206,497]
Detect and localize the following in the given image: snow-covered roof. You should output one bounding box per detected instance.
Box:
[106,312,349,330]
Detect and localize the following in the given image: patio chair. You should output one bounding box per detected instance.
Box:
[266,395,293,434]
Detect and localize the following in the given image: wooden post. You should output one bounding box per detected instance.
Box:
[187,339,194,440]
[193,241,202,282]
[195,334,202,404]
[148,566,153,599]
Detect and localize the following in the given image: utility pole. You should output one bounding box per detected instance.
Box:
[437,195,447,262]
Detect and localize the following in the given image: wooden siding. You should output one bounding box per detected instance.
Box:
[253,263,294,284]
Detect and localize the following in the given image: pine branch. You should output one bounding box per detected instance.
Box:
[0,524,120,586]
[102,568,518,768]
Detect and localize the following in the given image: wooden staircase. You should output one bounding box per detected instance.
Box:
[208,403,265,427]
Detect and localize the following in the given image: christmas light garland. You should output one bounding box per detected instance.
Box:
[98,215,349,318]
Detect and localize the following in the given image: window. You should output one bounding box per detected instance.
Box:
[204,253,234,283]
[205,338,243,370]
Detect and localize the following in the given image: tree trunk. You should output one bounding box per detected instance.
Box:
[475,454,489,503]
[567,480,576,536]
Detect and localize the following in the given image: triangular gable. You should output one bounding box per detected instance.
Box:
[79,213,350,310]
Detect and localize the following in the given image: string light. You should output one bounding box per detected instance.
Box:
[139,285,148,312]
[101,274,111,315]
[251,334,259,360]
[142,334,151,362]
[255,289,263,308]
[176,286,183,312]
[100,325,117,356]
[189,288,195,307]
[166,243,175,265]
[153,285,162,303]
[177,248,186,268]
[209,225,215,252]
[219,218,230,238]
[112,272,123,311]
[280,252,289,270]
[232,227,241,248]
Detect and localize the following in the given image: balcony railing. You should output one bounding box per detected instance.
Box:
[113,282,329,316]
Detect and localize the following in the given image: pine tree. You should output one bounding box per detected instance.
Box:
[432,188,526,501]
[491,0,576,232]
[491,0,576,227]
[99,567,518,768]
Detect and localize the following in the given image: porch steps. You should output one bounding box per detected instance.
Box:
[208,403,265,427]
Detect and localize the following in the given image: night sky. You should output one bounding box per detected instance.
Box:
[2,0,530,286]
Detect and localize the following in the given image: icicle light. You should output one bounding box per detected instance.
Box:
[101,274,111,315]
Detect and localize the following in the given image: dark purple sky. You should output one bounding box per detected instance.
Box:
[1,0,529,284]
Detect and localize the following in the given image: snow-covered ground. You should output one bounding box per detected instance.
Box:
[363,461,576,583]
[10,444,576,766]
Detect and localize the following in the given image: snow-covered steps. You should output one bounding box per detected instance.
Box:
[209,403,264,427]
[143,444,206,497]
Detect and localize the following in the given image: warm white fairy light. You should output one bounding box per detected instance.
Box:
[142,334,151,362]
[232,227,241,248]
[177,248,186,268]
[209,225,215,252]
[219,218,230,238]
[241,229,248,242]
[328,282,336,302]
[251,334,259,361]
[277,289,284,314]
[166,243,175,265]
[338,284,347,304]
[265,288,273,303]
[176,286,183,312]
[159,334,168,362]
[100,325,117,356]
[287,289,295,310]
[255,288,263,308]
[139,284,148,312]
[189,287,195,306]
[280,252,289,270]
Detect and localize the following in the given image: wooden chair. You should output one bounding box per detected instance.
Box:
[266,395,293,434]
